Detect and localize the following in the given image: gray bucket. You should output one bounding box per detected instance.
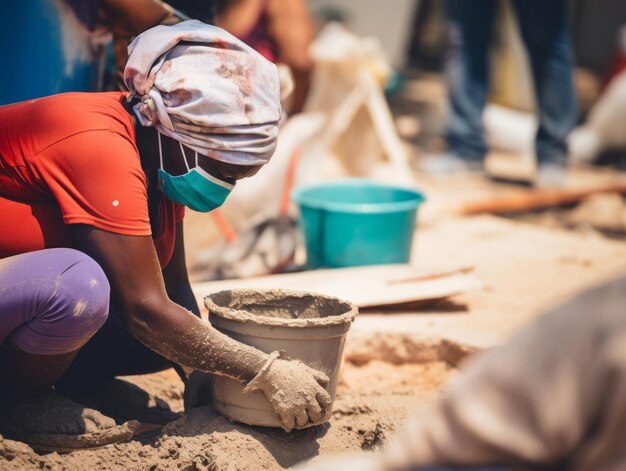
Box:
[205,289,358,429]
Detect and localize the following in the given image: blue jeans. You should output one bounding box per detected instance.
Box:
[444,0,577,165]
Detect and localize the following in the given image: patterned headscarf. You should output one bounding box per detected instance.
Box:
[124,20,281,166]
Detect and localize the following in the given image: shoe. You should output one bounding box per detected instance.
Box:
[58,378,181,426]
[568,127,601,166]
[419,153,484,175]
[535,163,566,188]
[0,391,139,452]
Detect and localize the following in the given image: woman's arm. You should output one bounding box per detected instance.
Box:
[72,224,265,383]
[72,223,332,431]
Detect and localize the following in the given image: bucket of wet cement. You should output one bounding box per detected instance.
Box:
[292,179,426,268]
[205,289,358,429]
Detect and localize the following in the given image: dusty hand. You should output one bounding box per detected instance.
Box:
[245,353,332,432]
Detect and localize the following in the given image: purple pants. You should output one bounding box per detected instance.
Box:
[0,248,110,355]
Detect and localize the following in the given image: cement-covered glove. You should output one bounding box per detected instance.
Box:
[244,352,332,432]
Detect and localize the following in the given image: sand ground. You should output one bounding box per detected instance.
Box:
[3,201,626,469]
[0,358,455,470]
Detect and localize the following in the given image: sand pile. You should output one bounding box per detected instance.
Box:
[0,336,461,471]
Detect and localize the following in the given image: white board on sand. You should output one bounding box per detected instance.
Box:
[192,265,483,310]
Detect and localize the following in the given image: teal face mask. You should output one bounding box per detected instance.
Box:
[157,133,234,213]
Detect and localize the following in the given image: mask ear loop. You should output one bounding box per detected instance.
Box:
[157,132,164,170]
[179,142,191,172]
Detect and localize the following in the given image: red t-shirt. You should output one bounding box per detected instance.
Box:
[0,91,184,267]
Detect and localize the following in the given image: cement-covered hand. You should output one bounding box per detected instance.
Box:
[261,358,332,432]
[245,354,332,432]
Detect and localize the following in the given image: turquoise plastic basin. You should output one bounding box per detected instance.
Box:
[292,179,426,268]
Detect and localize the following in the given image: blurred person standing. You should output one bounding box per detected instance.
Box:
[424,0,578,187]
[215,0,315,114]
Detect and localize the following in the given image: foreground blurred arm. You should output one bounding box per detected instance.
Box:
[297,276,626,469]
[383,276,626,470]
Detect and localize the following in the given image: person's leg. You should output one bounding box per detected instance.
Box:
[55,295,176,423]
[0,248,110,398]
[0,343,77,403]
[57,298,171,389]
[512,0,577,169]
[0,248,136,449]
[444,0,497,163]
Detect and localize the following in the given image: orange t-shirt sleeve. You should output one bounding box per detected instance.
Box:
[32,130,152,236]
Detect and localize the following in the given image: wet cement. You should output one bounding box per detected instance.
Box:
[205,289,358,327]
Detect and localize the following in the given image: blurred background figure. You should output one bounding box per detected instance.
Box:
[422,0,577,187]
[568,27,626,167]
[214,0,315,114]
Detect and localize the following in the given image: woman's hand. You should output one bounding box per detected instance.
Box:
[245,355,332,432]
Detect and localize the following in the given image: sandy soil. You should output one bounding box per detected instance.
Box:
[5,209,626,470]
[5,211,626,470]
[0,353,457,471]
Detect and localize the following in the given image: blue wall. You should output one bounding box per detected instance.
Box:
[1,0,103,105]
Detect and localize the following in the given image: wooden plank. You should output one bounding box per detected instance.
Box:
[457,184,626,216]
[192,265,483,310]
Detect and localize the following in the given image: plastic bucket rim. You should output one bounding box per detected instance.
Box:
[204,288,358,328]
[291,178,426,214]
